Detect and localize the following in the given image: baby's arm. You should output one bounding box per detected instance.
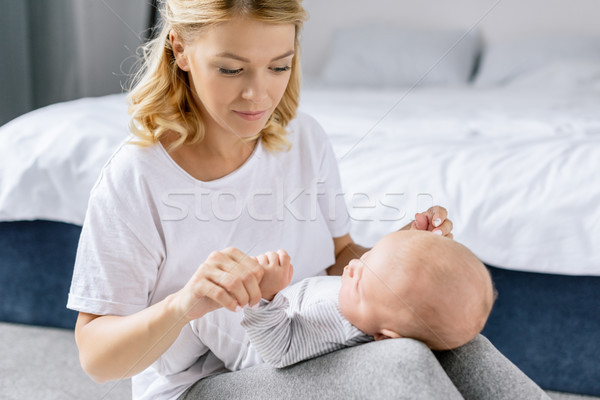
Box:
[242,279,368,368]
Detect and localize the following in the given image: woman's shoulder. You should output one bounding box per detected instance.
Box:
[285,111,332,158]
[105,136,162,167]
[89,137,167,197]
[287,111,328,142]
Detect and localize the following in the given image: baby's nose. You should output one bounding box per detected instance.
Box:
[345,261,358,277]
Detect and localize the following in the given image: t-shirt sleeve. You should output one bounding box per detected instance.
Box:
[313,120,351,238]
[67,162,164,316]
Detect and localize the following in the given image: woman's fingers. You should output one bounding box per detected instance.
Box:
[416,206,447,228]
[177,247,267,320]
[413,206,453,237]
[198,248,262,309]
[222,247,264,307]
[433,218,453,237]
[195,278,239,312]
[194,260,248,309]
[426,205,448,228]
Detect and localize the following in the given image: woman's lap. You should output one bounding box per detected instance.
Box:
[179,335,549,400]
[434,335,550,400]
[179,338,462,400]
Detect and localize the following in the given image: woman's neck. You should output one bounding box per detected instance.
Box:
[199,128,256,163]
[160,130,258,182]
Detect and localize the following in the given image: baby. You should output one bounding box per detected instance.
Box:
[157,230,495,373]
[241,230,495,367]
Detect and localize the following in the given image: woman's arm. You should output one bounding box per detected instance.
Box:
[327,234,370,276]
[75,247,264,383]
[75,296,189,383]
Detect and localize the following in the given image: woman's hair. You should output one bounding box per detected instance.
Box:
[127,0,307,152]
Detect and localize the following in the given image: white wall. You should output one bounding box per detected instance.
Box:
[300,0,600,77]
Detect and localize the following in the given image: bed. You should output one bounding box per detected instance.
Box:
[1,25,599,397]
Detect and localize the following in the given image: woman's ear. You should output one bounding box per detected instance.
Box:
[374,328,402,341]
[169,30,190,71]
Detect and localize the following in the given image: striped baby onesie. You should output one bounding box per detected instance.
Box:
[241,275,373,368]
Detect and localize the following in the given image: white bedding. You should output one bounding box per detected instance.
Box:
[1,86,599,276]
[0,94,129,225]
[299,86,600,276]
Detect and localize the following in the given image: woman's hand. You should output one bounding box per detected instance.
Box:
[410,205,454,239]
[173,247,264,322]
[255,249,294,301]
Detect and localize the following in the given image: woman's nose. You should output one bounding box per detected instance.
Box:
[241,74,268,103]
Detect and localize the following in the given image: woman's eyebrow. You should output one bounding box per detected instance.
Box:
[271,50,295,61]
[215,50,295,63]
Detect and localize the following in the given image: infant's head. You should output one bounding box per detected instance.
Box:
[338,230,494,350]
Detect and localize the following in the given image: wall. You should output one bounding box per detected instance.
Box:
[72,0,149,97]
[0,0,149,126]
[300,0,600,77]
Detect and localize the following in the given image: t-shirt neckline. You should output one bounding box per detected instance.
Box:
[156,139,263,186]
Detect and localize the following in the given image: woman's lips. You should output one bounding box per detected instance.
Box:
[233,110,267,121]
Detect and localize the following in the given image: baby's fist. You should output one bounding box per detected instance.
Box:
[256,249,293,301]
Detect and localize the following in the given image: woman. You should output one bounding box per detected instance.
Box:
[68,1,549,399]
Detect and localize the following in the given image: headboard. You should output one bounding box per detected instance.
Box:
[143,0,600,78]
[301,0,600,77]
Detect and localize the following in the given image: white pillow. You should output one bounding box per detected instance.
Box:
[475,36,600,87]
[0,94,129,225]
[506,60,600,90]
[318,25,482,88]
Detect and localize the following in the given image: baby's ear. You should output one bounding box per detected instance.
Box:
[374,329,402,341]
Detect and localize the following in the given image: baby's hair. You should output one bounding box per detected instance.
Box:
[127,0,307,153]
[385,232,495,350]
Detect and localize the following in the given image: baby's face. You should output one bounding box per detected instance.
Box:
[338,236,416,339]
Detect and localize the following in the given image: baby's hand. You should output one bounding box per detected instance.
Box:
[255,250,293,301]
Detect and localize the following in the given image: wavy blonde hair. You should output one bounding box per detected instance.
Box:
[128,0,307,152]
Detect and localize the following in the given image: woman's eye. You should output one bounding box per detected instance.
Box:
[271,66,291,73]
[219,67,242,76]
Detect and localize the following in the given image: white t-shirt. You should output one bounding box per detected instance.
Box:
[67,112,351,400]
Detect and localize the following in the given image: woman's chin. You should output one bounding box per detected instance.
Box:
[228,119,269,138]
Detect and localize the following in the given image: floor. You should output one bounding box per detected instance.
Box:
[548,392,600,400]
[1,322,598,400]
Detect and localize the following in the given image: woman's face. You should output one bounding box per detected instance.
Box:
[172,16,296,141]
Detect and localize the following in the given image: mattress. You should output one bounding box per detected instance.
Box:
[1,86,599,275]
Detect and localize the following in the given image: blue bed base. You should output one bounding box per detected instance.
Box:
[1,220,599,395]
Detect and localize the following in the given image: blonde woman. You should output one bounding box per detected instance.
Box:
[68,1,549,399]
